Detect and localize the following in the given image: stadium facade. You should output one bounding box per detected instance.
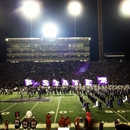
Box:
[6,37,91,62]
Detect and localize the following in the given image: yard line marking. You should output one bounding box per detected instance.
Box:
[54,96,61,123]
[50,98,52,102]
[20,102,39,121]
[108,107,128,122]
[98,100,129,122]
[2,103,17,112]
[31,102,39,110]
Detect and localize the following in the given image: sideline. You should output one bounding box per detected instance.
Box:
[0,122,130,129]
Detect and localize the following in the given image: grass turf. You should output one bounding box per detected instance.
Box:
[0,92,130,129]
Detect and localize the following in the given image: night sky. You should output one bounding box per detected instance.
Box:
[0,0,130,62]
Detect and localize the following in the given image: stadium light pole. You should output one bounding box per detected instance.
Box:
[21,1,40,37]
[68,1,82,37]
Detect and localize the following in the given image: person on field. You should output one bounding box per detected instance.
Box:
[120,97,124,106]
[14,117,21,130]
[99,121,104,130]
[46,113,52,119]
[86,111,91,117]
[84,101,90,112]
[98,101,102,111]
[22,117,29,130]
[26,109,32,122]
[64,116,71,127]
[4,119,8,130]
[58,115,65,127]
[74,117,80,130]
[115,119,120,129]
[46,115,51,130]
[30,117,37,130]
[109,98,113,108]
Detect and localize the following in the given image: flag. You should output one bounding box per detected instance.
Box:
[92,100,98,108]
[82,103,85,110]
[123,95,127,102]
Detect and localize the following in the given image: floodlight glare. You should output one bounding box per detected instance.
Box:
[5,39,8,41]
[68,1,82,16]
[21,1,40,18]
[43,23,57,38]
[120,0,130,17]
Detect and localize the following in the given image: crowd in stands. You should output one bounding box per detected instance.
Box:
[0,60,130,88]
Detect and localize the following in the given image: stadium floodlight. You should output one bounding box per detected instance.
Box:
[68,1,82,37]
[43,23,57,38]
[21,1,41,37]
[21,1,40,19]
[119,0,130,17]
[5,39,8,41]
[68,1,82,16]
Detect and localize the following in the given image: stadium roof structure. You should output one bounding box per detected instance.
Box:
[5,37,91,42]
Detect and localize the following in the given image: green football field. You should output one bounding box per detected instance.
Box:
[0,92,130,130]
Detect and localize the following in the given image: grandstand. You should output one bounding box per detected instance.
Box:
[6,37,91,62]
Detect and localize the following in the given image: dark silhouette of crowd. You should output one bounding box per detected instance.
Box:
[0,60,130,88]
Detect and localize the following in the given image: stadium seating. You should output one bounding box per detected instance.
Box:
[0,60,130,88]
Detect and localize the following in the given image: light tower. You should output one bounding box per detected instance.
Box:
[21,1,41,37]
[68,1,82,37]
[97,0,104,60]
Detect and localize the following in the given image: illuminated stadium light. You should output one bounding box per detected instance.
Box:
[21,1,40,19]
[21,1,41,37]
[68,1,82,16]
[43,23,57,38]
[5,38,8,41]
[68,1,82,37]
[119,0,130,17]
